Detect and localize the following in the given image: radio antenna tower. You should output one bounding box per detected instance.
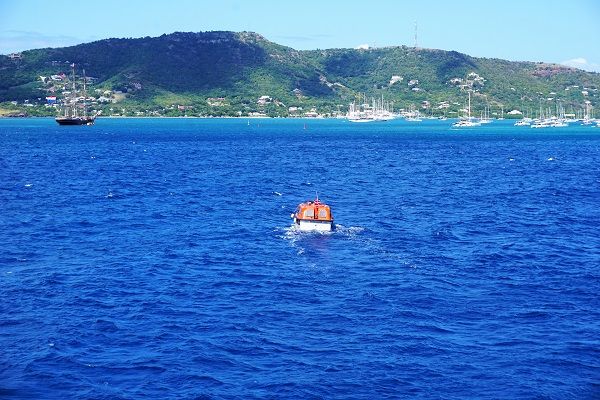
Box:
[414,21,418,48]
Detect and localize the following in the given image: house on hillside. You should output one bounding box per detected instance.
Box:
[207,97,227,107]
[257,95,272,105]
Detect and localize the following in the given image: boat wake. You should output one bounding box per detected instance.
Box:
[276,223,416,269]
[276,224,369,258]
[332,224,365,237]
[279,224,364,238]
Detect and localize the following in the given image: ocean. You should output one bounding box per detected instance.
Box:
[1,118,599,399]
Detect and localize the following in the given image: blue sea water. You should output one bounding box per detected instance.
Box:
[0,117,599,399]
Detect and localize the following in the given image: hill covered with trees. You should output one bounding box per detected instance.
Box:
[0,31,598,117]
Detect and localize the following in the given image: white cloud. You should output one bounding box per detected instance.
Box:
[355,44,370,50]
[561,57,600,73]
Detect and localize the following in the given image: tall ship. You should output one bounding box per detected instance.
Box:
[55,64,96,126]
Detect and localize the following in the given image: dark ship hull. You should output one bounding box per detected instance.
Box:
[55,116,96,126]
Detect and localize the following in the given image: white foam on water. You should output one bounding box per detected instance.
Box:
[277,224,364,254]
[277,223,416,268]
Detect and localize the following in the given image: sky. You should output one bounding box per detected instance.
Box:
[1,0,599,71]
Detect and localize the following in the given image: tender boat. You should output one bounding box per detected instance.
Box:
[291,197,334,232]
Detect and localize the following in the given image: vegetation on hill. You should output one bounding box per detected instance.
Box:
[0,31,598,117]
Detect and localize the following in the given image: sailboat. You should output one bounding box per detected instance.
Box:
[479,104,492,124]
[55,64,96,126]
[452,90,480,128]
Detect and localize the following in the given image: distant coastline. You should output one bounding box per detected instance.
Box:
[1,31,598,122]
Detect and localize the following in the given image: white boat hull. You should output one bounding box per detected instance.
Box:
[348,118,376,123]
[452,121,481,128]
[295,219,333,232]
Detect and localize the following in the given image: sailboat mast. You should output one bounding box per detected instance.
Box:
[71,64,78,117]
[71,64,76,92]
[83,68,87,117]
[55,61,96,125]
[468,90,471,119]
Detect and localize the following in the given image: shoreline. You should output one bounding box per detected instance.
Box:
[0,115,334,120]
[0,115,528,121]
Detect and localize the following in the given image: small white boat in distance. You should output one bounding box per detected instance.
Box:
[291,197,334,232]
[452,118,481,128]
[452,90,480,128]
[530,118,568,128]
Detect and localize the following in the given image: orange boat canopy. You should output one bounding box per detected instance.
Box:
[294,198,333,222]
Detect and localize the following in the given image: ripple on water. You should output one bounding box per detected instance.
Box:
[0,118,599,399]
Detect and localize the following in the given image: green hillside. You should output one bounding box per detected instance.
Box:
[0,31,598,117]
